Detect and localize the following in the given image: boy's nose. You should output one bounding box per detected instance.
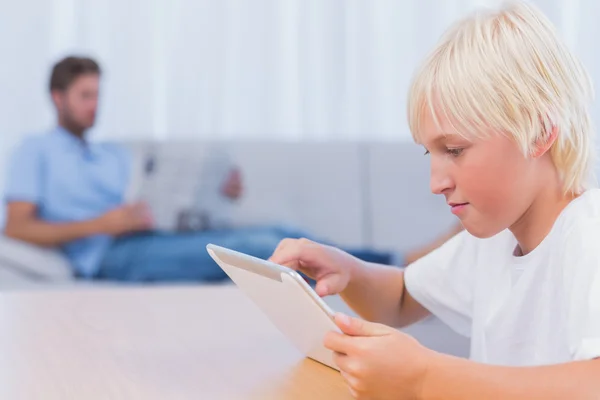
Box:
[430,159,454,195]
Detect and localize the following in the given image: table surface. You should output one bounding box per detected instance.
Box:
[0,285,351,400]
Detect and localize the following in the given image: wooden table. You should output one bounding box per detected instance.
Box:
[0,285,351,399]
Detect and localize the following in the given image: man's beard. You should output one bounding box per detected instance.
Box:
[60,110,94,138]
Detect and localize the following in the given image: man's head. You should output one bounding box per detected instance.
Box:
[49,56,101,135]
[407,1,595,238]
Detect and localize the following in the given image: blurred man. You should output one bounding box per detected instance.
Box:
[402,223,463,265]
[3,56,404,282]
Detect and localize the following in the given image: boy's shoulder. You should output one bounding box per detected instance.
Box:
[559,189,600,233]
[464,189,600,256]
[552,188,600,255]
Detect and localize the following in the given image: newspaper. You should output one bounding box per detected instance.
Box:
[124,143,235,232]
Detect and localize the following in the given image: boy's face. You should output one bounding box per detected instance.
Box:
[420,112,541,238]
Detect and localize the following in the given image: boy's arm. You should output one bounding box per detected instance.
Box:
[342,222,465,327]
[325,314,599,400]
[343,227,473,329]
[423,355,600,399]
[341,263,431,328]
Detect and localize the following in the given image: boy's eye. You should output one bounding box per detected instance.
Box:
[446,148,464,157]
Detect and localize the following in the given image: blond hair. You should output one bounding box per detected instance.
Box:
[407,1,595,194]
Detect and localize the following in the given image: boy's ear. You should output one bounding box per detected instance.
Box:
[532,123,558,158]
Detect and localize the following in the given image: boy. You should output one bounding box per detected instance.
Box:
[269,2,600,399]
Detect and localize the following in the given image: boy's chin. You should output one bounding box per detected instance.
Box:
[462,222,504,239]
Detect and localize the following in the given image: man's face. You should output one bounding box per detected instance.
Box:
[53,73,99,131]
[419,112,541,238]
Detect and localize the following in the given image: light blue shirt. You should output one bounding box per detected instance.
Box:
[4,127,131,277]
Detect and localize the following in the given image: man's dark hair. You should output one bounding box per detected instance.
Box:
[49,56,101,92]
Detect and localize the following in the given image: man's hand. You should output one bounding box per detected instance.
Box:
[96,203,153,236]
[221,168,243,200]
[324,313,433,399]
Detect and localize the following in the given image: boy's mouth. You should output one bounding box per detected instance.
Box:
[449,202,469,215]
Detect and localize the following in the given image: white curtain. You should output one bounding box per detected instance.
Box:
[1,0,599,220]
[3,0,597,143]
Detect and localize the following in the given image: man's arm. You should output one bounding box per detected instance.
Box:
[4,202,105,247]
[403,222,464,265]
[4,201,151,247]
[1,139,98,247]
[423,355,600,399]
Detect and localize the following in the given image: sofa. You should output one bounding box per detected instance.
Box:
[0,140,457,288]
[0,140,468,356]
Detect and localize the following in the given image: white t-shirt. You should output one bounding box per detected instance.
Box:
[404,189,600,366]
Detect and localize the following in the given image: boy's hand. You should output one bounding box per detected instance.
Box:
[269,238,363,297]
[324,313,433,400]
[96,203,153,235]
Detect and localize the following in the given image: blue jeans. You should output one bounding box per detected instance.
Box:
[96,226,397,282]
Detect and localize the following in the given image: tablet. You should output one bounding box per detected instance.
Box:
[206,243,341,371]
